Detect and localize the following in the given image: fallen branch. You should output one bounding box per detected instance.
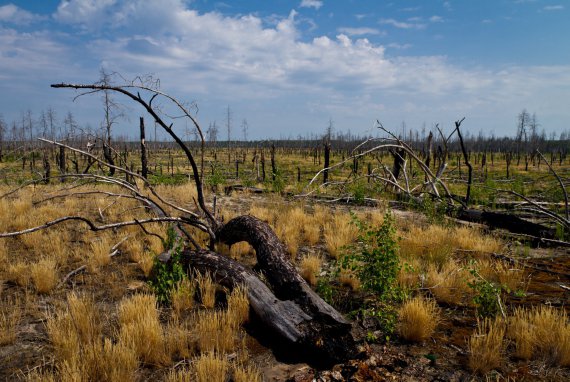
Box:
[56,237,128,288]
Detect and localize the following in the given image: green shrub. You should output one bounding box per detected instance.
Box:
[339,211,400,298]
[148,228,187,304]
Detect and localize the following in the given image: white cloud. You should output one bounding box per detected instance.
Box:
[379,18,426,29]
[387,43,412,50]
[543,5,564,11]
[429,15,444,23]
[54,0,118,30]
[0,4,43,25]
[1,0,570,137]
[337,27,384,36]
[299,0,323,10]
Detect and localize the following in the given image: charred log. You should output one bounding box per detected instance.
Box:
[456,208,556,239]
[214,215,356,363]
[179,248,356,365]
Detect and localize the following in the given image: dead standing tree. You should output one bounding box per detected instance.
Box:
[302,119,565,244]
[0,79,356,365]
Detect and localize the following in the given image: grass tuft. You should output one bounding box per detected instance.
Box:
[398,296,440,342]
[196,271,216,308]
[468,317,505,374]
[30,257,58,294]
[171,278,195,319]
[118,293,169,366]
[227,285,250,325]
[0,297,21,345]
[299,254,322,286]
[324,212,358,259]
[194,352,229,382]
[195,309,239,353]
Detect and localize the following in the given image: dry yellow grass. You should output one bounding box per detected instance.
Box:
[0,297,21,345]
[6,261,30,287]
[398,296,440,342]
[453,226,503,253]
[45,292,141,381]
[397,259,421,290]
[299,254,322,286]
[229,241,254,260]
[66,292,101,343]
[233,363,262,382]
[302,223,321,245]
[46,292,118,379]
[0,241,7,267]
[507,307,535,360]
[248,204,275,224]
[24,369,57,382]
[165,321,194,360]
[400,225,503,268]
[399,225,453,267]
[338,268,361,291]
[88,235,112,273]
[477,258,526,292]
[468,317,505,374]
[227,285,250,325]
[312,204,328,224]
[118,293,169,366]
[196,271,216,308]
[30,257,58,294]
[124,239,144,263]
[194,352,229,382]
[530,305,570,366]
[138,250,156,277]
[54,337,138,382]
[323,212,358,259]
[145,233,165,255]
[43,230,70,264]
[165,367,193,382]
[195,309,239,353]
[426,260,470,305]
[171,278,195,318]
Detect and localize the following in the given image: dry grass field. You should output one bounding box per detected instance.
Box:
[1,145,570,381]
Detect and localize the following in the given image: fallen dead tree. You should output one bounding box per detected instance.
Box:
[0,76,356,365]
[301,119,569,245]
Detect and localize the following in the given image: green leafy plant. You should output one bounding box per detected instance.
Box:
[315,277,336,305]
[468,268,503,318]
[269,168,285,193]
[339,211,400,298]
[148,228,187,304]
[411,196,447,225]
[206,164,226,190]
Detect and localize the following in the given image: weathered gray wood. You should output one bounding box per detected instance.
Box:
[216,215,349,326]
[180,247,356,364]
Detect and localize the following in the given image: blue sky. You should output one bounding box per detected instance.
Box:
[0,0,568,140]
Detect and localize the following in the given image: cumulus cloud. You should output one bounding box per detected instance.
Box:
[379,18,426,29]
[543,5,564,11]
[1,0,570,137]
[299,0,323,10]
[429,15,444,23]
[337,27,384,36]
[54,0,117,28]
[0,4,43,25]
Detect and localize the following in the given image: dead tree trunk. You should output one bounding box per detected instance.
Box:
[270,143,276,182]
[43,153,50,184]
[58,145,66,183]
[323,141,331,184]
[140,117,148,181]
[214,215,356,363]
[455,118,472,205]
